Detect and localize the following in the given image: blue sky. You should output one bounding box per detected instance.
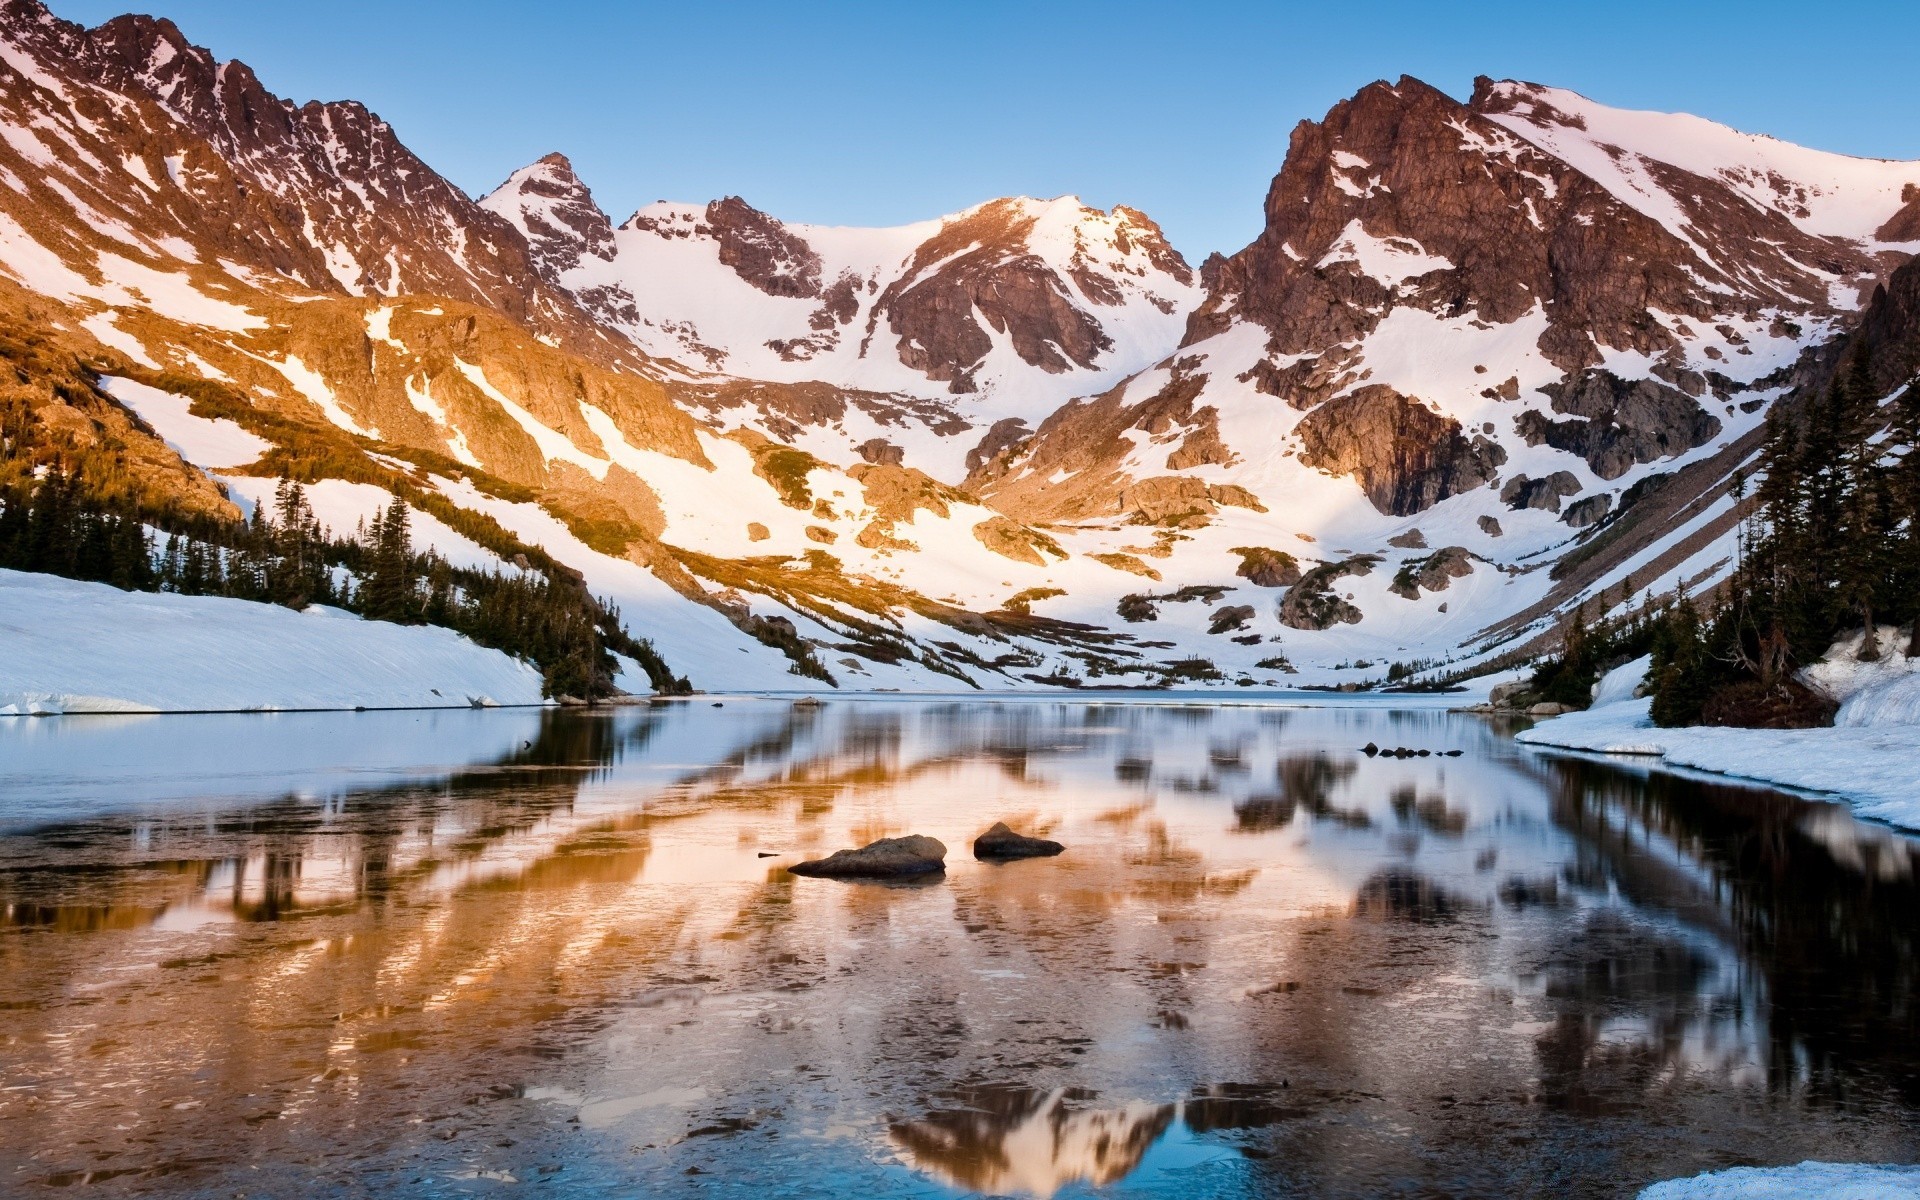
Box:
[48,0,1920,258]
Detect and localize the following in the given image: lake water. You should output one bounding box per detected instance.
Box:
[1,697,1916,1197]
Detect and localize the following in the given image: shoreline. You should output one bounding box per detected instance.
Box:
[1517,695,1920,832]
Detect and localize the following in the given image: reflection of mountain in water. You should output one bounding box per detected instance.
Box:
[892,1085,1175,1196]
[892,1083,1304,1196]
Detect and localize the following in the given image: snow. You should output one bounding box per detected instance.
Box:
[98,375,268,468]
[1592,652,1651,707]
[0,568,544,715]
[1801,627,1920,726]
[1316,219,1454,286]
[1518,656,1920,831]
[80,312,159,368]
[1484,82,1920,247]
[1639,1161,1920,1199]
[272,353,376,437]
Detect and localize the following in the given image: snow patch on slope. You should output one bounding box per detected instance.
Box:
[0,568,543,714]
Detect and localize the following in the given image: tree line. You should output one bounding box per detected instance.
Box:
[1528,353,1920,728]
[1646,355,1919,725]
[0,468,689,699]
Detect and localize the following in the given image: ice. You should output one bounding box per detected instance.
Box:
[1639,1161,1920,1199]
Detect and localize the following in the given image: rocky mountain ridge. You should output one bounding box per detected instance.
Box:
[2,0,1916,692]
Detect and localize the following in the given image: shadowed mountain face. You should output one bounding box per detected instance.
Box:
[1,0,1916,691]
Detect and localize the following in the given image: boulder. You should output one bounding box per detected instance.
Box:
[973,822,1065,860]
[1527,702,1571,716]
[1488,681,1529,708]
[789,835,947,878]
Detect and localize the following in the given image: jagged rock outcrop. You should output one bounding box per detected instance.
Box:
[1231,546,1302,588]
[1191,75,1885,372]
[1389,547,1474,599]
[0,3,627,361]
[1295,386,1506,515]
[1501,471,1583,513]
[1279,556,1378,630]
[704,196,823,299]
[1520,370,1721,480]
[1560,494,1613,528]
[1851,253,1920,395]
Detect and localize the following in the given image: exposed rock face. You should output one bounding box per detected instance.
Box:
[1560,493,1613,528]
[704,196,823,299]
[1279,557,1377,630]
[1389,547,1474,599]
[1852,253,1920,396]
[1295,386,1506,515]
[480,154,617,280]
[870,200,1114,391]
[965,367,1266,525]
[1191,75,1884,372]
[0,4,624,360]
[1501,472,1583,513]
[1208,604,1256,634]
[972,822,1064,860]
[1520,371,1721,480]
[1478,515,1504,537]
[1231,546,1302,588]
[971,517,1064,566]
[789,835,947,878]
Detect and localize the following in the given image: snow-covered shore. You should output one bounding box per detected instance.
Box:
[1517,646,1920,831]
[0,568,545,714]
[1640,1161,1920,1198]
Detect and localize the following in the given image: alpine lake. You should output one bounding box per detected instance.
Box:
[2,695,1915,1197]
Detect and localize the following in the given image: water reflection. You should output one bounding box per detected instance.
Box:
[0,698,1915,1196]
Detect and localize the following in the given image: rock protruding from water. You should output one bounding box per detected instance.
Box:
[973,822,1065,861]
[789,835,947,878]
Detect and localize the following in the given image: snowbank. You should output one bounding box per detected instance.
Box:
[1802,628,1920,728]
[0,568,544,714]
[1639,1161,1920,1198]
[1518,657,1920,830]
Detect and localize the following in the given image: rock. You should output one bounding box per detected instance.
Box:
[1488,681,1529,708]
[1501,471,1583,513]
[972,822,1065,860]
[1389,546,1474,599]
[1560,493,1613,528]
[1522,369,1721,481]
[1278,556,1377,630]
[1387,528,1428,549]
[1207,604,1256,635]
[1294,385,1506,515]
[1362,742,1380,756]
[1230,545,1302,588]
[789,835,948,879]
[1477,515,1504,538]
[1527,702,1571,716]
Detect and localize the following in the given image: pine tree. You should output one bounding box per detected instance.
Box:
[359,494,415,623]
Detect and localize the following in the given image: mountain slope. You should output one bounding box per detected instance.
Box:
[2,0,1916,693]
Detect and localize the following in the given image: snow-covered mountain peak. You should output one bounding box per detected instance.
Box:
[1473,77,1920,251]
[478,151,618,280]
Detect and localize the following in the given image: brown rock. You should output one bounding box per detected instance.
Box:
[789,835,947,879]
[1295,386,1506,515]
[972,823,1064,860]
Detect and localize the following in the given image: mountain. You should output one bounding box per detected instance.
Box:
[2,0,1916,694]
[479,158,1201,478]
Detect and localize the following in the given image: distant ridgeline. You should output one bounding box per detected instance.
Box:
[0,469,688,700]
[1524,348,1920,729]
